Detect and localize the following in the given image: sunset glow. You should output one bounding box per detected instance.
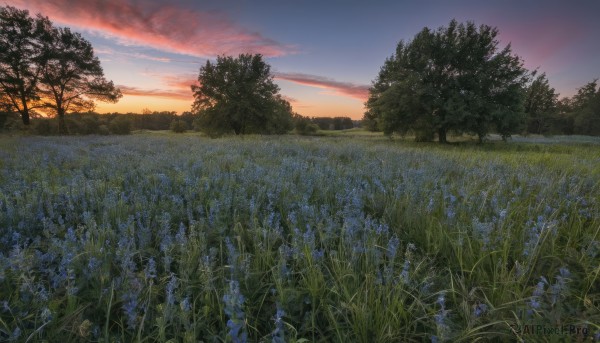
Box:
[6,0,599,119]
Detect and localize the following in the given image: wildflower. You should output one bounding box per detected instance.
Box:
[427,197,435,213]
[41,307,52,323]
[387,235,400,260]
[9,327,21,342]
[271,305,285,343]
[84,257,101,279]
[472,218,493,250]
[527,277,547,316]
[144,258,157,280]
[473,303,488,318]
[400,260,410,284]
[433,292,450,340]
[550,267,570,306]
[180,296,192,312]
[175,222,187,246]
[166,273,178,306]
[223,280,247,343]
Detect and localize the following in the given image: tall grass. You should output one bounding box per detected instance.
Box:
[0,134,598,342]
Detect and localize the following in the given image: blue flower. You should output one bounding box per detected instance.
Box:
[223,280,246,343]
[473,303,488,318]
[166,273,178,306]
[144,257,157,281]
[271,305,285,343]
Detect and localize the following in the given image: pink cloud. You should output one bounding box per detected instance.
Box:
[117,73,199,101]
[274,72,369,101]
[496,17,583,70]
[118,85,192,101]
[159,74,199,91]
[7,0,294,57]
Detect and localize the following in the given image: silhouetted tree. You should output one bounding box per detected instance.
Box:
[39,26,121,134]
[524,72,558,134]
[366,20,527,143]
[0,6,50,125]
[191,54,293,135]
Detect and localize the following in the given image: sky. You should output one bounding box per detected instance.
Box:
[6,0,600,119]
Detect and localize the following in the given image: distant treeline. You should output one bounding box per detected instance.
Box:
[0,111,194,135]
[0,111,359,135]
[292,115,357,135]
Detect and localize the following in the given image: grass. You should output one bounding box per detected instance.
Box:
[0,133,599,342]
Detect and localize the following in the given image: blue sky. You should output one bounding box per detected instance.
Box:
[7,0,600,118]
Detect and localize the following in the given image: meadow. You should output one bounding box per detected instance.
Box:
[0,133,599,342]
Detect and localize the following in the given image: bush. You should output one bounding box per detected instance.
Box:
[295,116,319,135]
[98,124,110,135]
[192,118,203,132]
[109,116,132,134]
[170,119,188,133]
[32,118,57,135]
[80,116,100,134]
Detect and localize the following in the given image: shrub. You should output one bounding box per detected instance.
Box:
[32,118,57,135]
[294,116,319,135]
[170,119,188,133]
[98,124,110,135]
[109,116,132,134]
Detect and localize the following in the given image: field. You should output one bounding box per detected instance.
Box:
[0,133,599,342]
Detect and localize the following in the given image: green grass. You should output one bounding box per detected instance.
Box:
[0,133,598,342]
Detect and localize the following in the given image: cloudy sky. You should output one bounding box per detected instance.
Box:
[6,0,600,118]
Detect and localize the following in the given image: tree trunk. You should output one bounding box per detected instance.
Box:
[58,111,68,135]
[438,127,447,144]
[19,96,30,125]
[21,111,30,125]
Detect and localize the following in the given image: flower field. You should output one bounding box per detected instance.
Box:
[0,134,599,342]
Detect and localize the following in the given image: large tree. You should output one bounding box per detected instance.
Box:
[39,26,121,134]
[0,6,50,125]
[524,72,558,134]
[365,20,528,143]
[192,54,293,135]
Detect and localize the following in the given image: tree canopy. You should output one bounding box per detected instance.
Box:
[365,20,528,143]
[39,26,121,133]
[191,54,293,135]
[0,6,50,125]
[0,5,120,131]
[524,72,558,134]
[570,80,600,136]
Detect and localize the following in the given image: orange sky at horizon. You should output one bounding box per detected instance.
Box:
[96,79,367,119]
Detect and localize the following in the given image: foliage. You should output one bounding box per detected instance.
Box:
[170,119,188,133]
[570,80,600,136]
[365,20,528,143]
[0,6,50,125]
[524,72,559,134]
[108,115,131,135]
[192,54,293,136]
[39,25,121,134]
[0,5,121,131]
[0,134,598,341]
[311,116,354,130]
[293,114,319,135]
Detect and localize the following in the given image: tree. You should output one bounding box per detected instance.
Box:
[571,80,600,136]
[524,72,558,134]
[39,26,121,134]
[365,20,528,143]
[0,6,50,125]
[191,54,293,135]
